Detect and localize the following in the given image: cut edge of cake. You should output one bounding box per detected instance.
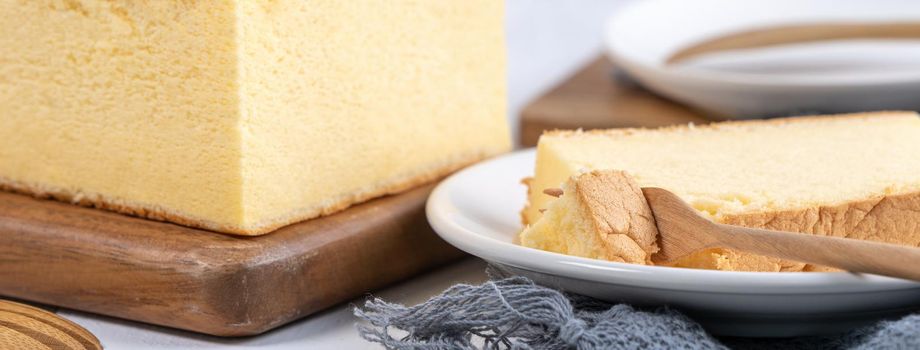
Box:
[519,111,920,272]
[520,165,920,272]
[522,110,920,226]
[1,147,500,235]
[519,170,659,265]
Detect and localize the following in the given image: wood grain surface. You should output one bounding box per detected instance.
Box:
[519,57,710,147]
[0,300,101,350]
[0,183,463,337]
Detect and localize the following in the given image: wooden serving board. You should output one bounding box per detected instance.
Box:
[0,183,463,337]
[519,56,712,146]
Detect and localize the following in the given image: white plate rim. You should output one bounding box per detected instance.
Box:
[426,149,920,295]
[603,0,920,87]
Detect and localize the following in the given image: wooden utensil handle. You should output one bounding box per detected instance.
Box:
[667,22,920,64]
[714,223,920,280]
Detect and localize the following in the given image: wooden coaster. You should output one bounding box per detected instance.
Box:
[0,300,101,350]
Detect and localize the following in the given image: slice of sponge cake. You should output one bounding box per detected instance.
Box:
[521,112,920,271]
[520,170,659,265]
[0,1,509,235]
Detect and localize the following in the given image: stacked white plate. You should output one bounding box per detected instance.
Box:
[604,0,920,117]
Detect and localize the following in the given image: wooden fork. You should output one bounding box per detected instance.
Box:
[642,187,920,281]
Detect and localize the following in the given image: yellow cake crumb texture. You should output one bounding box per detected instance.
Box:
[521,112,920,271]
[520,170,659,265]
[0,0,510,235]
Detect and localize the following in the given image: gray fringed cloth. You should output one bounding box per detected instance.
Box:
[354,273,920,349]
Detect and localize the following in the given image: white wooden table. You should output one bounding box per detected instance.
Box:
[56,1,634,348]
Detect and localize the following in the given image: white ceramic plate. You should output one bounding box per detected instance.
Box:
[426,149,920,337]
[604,0,920,117]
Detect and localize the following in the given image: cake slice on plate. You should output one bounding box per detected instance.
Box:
[520,170,658,265]
[520,112,920,272]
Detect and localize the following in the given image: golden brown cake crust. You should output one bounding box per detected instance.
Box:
[527,173,920,271]
[573,170,659,264]
[0,147,503,236]
[677,190,920,272]
[523,111,920,271]
[539,110,916,140]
